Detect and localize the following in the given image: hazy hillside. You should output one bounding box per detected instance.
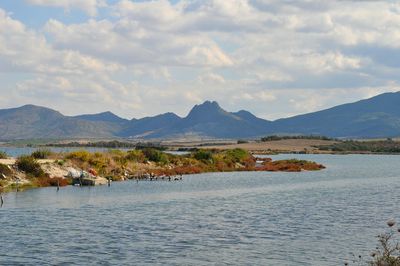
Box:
[1,92,400,140]
[119,113,182,138]
[74,111,129,124]
[271,92,400,138]
[0,105,119,140]
[151,101,272,138]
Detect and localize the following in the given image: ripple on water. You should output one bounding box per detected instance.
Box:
[1,154,400,265]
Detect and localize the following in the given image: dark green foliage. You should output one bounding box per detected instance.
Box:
[16,155,47,178]
[0,151,7,159]
[31,148,53,159]
[193,150,213,162]
[224,148,249,163]
[48,140,137,148]
[142,148,169,164]
[319,140,400,153]
[51,141,167,150]
[177,147,198,152]
[261,135,334,142]
[237,140,249,144]
[135,142,167,151]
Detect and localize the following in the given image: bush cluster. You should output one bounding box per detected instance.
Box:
[31,148,53,159]
[141,148,168,164]
[16,155,47,178]
[193,149,213,162]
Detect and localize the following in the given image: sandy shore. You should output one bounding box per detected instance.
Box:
[0,159,55,165]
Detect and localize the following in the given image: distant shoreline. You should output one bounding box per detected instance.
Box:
[3,136,400,156]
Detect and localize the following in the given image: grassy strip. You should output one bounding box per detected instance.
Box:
[318,139,400,153]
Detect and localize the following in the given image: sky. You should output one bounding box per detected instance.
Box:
[0,0,399,120]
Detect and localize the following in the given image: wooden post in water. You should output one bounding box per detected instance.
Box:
[0,194,3,207]
[57,179,60,191]
[107,177,111,187]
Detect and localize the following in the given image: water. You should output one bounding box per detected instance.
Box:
[0,146,189,157]
[1,154,400,265]
[0,146,122,157]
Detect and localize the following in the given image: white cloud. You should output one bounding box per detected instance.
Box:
[44,17,233,68]
[198,72,226,84]
[114,0,180,24]
[26,0,106,16]
[1,0,400,119]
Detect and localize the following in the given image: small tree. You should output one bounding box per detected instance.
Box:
[16,155,47,178]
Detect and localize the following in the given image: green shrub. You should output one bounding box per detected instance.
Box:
[16,155,47,178]
[193,149,213,162]
[0,151,8,159]
[224,148,250,163]
[88,153,109,174]
[126,150,145,162]
[65,150,91,162]
[142,148,169,164]
[31,148,53,159]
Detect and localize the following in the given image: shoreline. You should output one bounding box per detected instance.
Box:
[0,148,325,193]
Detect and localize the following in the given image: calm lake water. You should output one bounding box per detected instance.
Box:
[0,147,128,157]
[0,146,188,157]
[1,154,400,265]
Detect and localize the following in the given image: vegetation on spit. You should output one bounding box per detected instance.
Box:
[0,148,325,191]
[12,155,69,189]
[31,148,53,159]
[16,155,47,178]
[62,148,324,178]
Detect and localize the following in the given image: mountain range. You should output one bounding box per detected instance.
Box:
[1,92,400,140]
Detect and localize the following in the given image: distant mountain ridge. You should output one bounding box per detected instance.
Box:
[1,92,400,140]
[74,111,129,124]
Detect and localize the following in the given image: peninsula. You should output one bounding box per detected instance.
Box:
[0,148,325,192]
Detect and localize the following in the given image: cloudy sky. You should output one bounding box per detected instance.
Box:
[0,0,399,120]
